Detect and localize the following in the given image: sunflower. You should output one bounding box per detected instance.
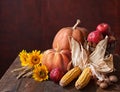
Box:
[19,50,29,66]
[27,50,42,67]
[33,64,49,82]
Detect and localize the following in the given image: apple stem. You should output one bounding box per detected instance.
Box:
[72,19,80,29]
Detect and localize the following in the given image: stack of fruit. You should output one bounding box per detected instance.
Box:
[42,20,118,90]
[87,23,116,54]
[42,19,88,82]
[14,19,118,90]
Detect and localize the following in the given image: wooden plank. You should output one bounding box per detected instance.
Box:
[0,55,120,92]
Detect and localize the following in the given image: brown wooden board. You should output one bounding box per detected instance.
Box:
[0,55,120,92]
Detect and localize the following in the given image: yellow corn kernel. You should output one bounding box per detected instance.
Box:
[59,66,81,87]
[75,67,92,89]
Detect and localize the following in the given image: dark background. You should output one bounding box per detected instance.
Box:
[0,0,120,78]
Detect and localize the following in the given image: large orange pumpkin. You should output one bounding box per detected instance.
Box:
[41,47,71,73]
[52,19,88,50]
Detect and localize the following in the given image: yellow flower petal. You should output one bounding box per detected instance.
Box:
[33,64,49,82]
[27,50,42,67]
[19,50,29,66]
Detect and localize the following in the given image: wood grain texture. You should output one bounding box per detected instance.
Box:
[0,55,120,92]
[0,0,120,77]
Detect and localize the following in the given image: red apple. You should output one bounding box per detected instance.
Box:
[50,68,64,83]
[87,31,104,44]
[96,23,111,36]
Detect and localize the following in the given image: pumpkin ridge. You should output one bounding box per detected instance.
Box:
[61,53,70,72]
[52,20,88,50]
[42,49,71,73]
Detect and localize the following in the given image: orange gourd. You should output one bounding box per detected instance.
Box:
[52,19,88,50]
[41,46,71,73]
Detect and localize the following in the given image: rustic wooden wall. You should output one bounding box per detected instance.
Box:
[0,0,120,77]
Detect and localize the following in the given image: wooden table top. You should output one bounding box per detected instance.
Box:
[0,54,120,92]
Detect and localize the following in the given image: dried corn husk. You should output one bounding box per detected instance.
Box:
[95,54,113,73]
[88,36,114,81]
[70,37,89,70]
[89,36,108,64]
[89,36,114,73]
[69,36,114,81]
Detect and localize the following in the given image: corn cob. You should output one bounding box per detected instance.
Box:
[75,67,92,89]
[59,66,81,87]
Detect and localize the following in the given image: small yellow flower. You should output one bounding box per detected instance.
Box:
[27,50,42,67]
[33,64,49,82]
[19,50,29,66]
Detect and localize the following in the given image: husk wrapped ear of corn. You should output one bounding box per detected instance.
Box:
[60,36,114,89]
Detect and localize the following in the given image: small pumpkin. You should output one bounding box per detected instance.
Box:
[41,46,71,73]
[52,19,88,50]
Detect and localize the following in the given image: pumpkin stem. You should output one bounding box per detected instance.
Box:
[72,19,81,30]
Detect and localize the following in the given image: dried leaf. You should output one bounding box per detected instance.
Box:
[89,36,108,63]
[70,37,89,70]
[96,54,114,73]
[89,36,114,73]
